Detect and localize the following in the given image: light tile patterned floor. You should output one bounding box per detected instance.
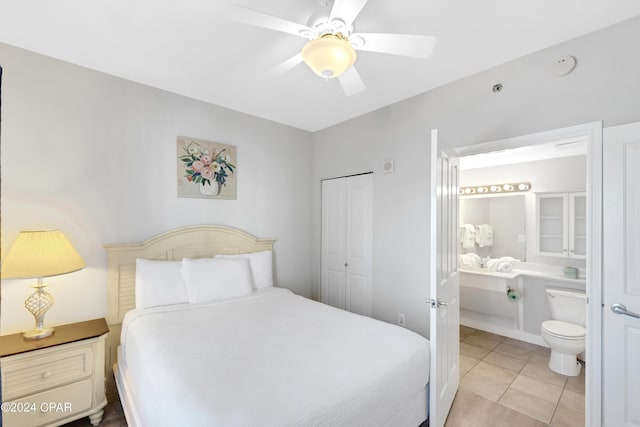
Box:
[447,325,585,427]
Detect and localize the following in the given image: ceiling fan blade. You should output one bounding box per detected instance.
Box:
[229,5,311,38]
[330,0,370,27]
[338,66,366,96]
[265,53,304,79]
[352,33,437,58]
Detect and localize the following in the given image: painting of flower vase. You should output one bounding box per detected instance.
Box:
[177,136,237,199]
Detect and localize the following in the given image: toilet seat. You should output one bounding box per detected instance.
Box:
[542,320,586,340]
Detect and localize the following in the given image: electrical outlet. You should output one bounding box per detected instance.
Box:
[398,313,406,327]
[518,234,527,243]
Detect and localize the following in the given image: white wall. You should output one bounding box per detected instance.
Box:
[0,43,314,334]
[312,16,640,338]
[313,122,432,336]
[461,155,587,268]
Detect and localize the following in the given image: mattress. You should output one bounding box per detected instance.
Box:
[119,287,430,426]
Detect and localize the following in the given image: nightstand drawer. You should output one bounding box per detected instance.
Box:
[1,343,93,401]
[2,378,92,427]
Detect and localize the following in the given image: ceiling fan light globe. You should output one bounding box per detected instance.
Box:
[301,34,357,79]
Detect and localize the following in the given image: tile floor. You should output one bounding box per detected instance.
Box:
[445,325,585,427]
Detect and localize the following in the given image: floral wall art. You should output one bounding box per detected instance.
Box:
[177,136,237,199]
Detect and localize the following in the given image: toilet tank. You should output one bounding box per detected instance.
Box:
[546,288,587,326]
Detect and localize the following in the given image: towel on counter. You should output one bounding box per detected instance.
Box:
[460,224,477,248]
[476,224,493,247]
[486,256,519,272]
[460,253,481,268]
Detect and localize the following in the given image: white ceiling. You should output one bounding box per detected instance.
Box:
[1,0,639,132]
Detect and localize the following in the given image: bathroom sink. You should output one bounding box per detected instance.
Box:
[460,267,520,279]
[460,266,489,272]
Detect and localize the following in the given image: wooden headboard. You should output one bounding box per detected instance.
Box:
[102,224,275,398]
[104,224,276,325]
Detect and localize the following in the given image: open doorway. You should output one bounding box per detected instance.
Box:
[444,122,601,427]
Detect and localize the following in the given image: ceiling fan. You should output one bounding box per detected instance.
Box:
[230,0,437,96]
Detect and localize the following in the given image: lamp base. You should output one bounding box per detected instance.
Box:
[23,327,54,340]
[24,279,56,340]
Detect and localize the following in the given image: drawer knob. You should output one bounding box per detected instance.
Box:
[42,371,52,379]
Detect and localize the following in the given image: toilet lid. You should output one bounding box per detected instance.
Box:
[542,320,586,339]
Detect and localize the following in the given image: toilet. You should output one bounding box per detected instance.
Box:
[541,288,587,376]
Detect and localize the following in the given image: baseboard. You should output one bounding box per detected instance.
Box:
[461,317,547,347]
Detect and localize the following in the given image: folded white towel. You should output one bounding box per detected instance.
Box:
[460,253,481,268]
[496,262,513,272]
[476,224,493,247]
[486,258,514,272]
[461,224,477,249]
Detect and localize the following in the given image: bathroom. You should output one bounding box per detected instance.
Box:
[458,139,587,352]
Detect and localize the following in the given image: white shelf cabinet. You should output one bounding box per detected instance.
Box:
[536,192,586,259]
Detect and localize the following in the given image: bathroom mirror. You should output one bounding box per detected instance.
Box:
[459,195,526,260]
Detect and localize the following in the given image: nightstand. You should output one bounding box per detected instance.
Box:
[0,318,109,427]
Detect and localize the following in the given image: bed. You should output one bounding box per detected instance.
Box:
[105,225,430,426]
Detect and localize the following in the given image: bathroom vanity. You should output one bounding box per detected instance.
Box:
[460,263,586,346]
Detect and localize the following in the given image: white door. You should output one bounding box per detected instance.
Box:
[321,178,347,309]
[429,129,460,427]
[344,174,373,316]
[602,121,640,427]
[321,174,373,316]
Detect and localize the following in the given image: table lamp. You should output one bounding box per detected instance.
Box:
[1,229,86,339]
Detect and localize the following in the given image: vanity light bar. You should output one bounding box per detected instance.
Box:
[459,182,531,195]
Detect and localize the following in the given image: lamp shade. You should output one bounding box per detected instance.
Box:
[301,33,357,79]
[2,230,86,279]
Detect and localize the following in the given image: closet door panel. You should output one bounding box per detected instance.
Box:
[321,178,347,309]
[321,174,373,315]
[346,274,369,316]
[326,270,346,309]
[345,174,373,316]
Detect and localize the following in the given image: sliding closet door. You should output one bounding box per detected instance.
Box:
[321,174,373,316]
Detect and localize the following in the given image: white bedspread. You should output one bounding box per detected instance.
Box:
[120,288,430,427]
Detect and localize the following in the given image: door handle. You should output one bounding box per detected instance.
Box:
[426,298,448,308]
[611,303,640,319]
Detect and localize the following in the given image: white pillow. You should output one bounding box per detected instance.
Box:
[217,250,274,289]
[135,259,189,309]
[181,257,254,303]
